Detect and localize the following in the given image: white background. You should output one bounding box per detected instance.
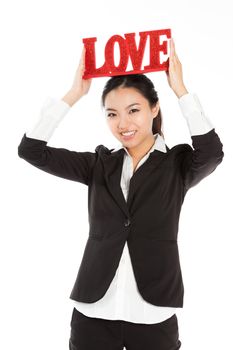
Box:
[1,0,232,349]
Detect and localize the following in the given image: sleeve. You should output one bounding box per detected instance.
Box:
[26,96,71,141]
[178,92,215,136]
[178,93,224,191]
[18,98,97,185]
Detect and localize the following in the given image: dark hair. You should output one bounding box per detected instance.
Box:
[101,74,164,138]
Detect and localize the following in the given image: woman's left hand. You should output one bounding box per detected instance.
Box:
[165,38,189,98]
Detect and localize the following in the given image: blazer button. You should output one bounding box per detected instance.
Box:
[124,218,131,227]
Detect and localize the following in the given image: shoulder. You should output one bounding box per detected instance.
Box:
[167,142,193,158]
[95,144,112,153]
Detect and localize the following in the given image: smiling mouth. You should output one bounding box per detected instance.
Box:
[120,130,137,136]
[120,130,137,140]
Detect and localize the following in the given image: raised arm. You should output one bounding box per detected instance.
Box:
[18,48,96,186]
[177,92,224,191]
[166,37,224,191]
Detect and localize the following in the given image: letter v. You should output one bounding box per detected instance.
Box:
[124,32,148,71]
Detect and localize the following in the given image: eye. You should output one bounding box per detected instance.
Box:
[106,109,139,117]
[129,108,139,114]
[107,112,116,118]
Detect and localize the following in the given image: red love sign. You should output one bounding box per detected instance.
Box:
[82,29,171,79]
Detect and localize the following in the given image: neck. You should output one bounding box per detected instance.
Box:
[126,134,157,159]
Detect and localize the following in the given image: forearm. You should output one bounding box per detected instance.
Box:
[26,96,71,141]
[61,89,82,107]
[174,85,189,99]
[178,92,214,136]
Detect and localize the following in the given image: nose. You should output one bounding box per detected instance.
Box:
[118,114,131,131]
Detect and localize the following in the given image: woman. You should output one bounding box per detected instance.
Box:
[18,38,224,350]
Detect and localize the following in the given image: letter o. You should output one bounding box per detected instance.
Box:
[105,35,129,73]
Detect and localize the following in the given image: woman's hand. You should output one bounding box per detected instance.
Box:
[165,38,188,98]
[62,47,92,106]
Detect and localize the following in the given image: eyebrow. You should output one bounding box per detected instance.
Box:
[105,103,141,111]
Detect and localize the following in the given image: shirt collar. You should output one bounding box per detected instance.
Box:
[110,133,167,156]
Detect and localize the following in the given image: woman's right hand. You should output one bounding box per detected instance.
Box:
[62,47,92,106]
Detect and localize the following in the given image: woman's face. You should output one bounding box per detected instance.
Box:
[104,87,160,153]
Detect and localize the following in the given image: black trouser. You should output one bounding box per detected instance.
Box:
[69,307,182,350]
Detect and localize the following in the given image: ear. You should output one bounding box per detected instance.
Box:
[152,101,160,118]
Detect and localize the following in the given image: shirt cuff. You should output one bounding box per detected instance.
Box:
[26,97,71,141]
[178,93,215,136]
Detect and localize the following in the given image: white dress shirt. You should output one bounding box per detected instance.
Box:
[26,92,214,324]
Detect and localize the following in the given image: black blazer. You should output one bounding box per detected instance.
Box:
[18,128,224,307]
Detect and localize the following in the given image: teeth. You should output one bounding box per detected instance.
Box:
[121,131,136,136]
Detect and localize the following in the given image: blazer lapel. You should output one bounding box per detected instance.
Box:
[101,145,170,216]
[126,147,169,208]
[102,148,130,218]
